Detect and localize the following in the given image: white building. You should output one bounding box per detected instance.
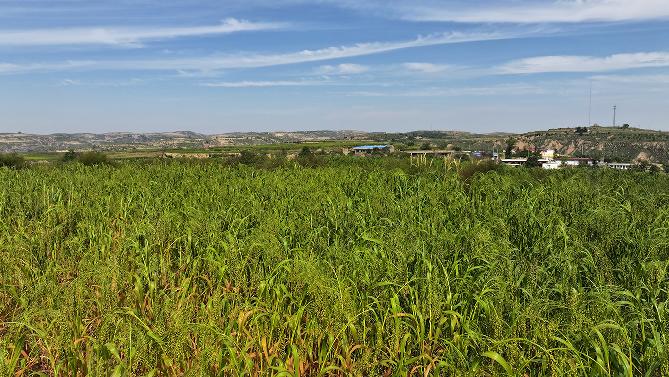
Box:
[607,163,633,170]
[501,158,527,167]
[541,149,556,159]
[561,158,595,167]
[542,161,561,170]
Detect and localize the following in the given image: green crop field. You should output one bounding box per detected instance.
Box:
[1,159,668,376]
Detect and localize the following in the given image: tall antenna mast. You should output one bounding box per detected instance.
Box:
[588,81,592,126]
[613,105,617,127]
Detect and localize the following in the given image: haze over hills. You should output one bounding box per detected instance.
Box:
[2,126,669,162]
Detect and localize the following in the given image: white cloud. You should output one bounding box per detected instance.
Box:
[59,79,81,86]
[0,63,20,73]
[58,78,146,87]
[590,74,669,84]
[0,18,285,47]
[0,60,96,74]
[0,30,518,74]
[183,30,511,70]
[397,0,669,23]
[201,80,328,88]
[402,62,453,74]
[231,0,669,24]
[317,63,369,75]
[348,83,547,97]
[498,52,669,74]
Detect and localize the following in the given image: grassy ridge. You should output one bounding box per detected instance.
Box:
[1,161,668,376]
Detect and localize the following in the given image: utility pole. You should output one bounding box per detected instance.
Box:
[613,105,617,127]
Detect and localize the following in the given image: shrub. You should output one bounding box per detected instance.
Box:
[0,153,25,169]
[62,149,77,162]
[298,146,312,158]
[240,150,257,165]
[77,151,109,166]
[458,160,502,182]
[525,155,542,168]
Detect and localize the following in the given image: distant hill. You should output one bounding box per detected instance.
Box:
[0,131,210,153]
[372,126,669,162]
[0,130,369,153]
[2,126,669,162]
[514,126,669,162]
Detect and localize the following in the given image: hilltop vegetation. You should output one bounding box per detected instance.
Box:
[518,126,669,162]
[1,159,667,376]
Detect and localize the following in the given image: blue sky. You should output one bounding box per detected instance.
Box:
[1,0,668,134]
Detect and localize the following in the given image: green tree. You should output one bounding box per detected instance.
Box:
[525,155,542,168]
[631,161,650,172]
[299,146,313,158]
[62,149,78,162]
[0,153,25,169]
[505,138,516,158]
[297,146,320,167]
[238,150,258,165]
[77,151,109,166]
[575,126,588,135]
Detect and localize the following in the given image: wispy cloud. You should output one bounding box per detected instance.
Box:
[401,62,453,74]
[235,0,669,24]
[348,83,548,97]
[316,63,369,75]
[58,78,146,87]
[498,52,669,74]
[201,80,328,88]
[0,60,96,74]
[0,18,285,47]
[0,30,523,74]
[394,0,669,23]
[590,74,669,84]
[128,30,518,70]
